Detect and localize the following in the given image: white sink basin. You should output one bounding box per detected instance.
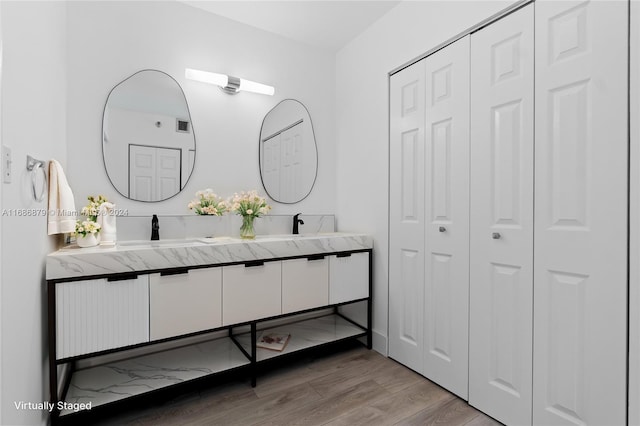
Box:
[117,233,343,247]
[117,238,207,248]
[197,237,235,244]
[197,235,317,243]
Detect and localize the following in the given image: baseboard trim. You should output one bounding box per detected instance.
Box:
[372,330,387,356]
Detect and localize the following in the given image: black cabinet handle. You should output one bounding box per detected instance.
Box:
[245,261,264,268]
[307,254,325,261]
[107,273,138,282]
[336,253,352,258]
[160,268,190,276]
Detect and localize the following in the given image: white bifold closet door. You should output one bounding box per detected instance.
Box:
[389,60,426,374]
[423,36,470,399]
[533,1,628,425]
[469,4,534,425]
[389,36,470,398]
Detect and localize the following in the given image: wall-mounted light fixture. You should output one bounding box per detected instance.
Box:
[185,68,275,96]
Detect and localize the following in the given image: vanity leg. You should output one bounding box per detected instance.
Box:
[47,281,60,421]
[366,250,373,350]
[250,322,257,388]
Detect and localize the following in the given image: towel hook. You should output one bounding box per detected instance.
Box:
[26,155,47,202]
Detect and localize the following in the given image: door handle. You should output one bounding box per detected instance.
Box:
[492,232,501,239]
[439,226,446,233]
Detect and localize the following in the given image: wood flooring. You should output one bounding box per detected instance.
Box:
[89,343,502,426]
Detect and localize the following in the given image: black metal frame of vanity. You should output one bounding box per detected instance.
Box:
[46,248,372,424]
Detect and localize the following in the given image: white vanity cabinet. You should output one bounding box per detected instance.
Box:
[329,252,369,304]
[149,267,222,340]
[222,261,282,325]
[47,234,372,422]
[282,256,329,314]
[55,275,149,359]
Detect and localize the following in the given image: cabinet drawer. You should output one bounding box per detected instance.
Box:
[282,257,329,314]
[222,261,281,325]
[329,252,369,304]
[55,275,149,359]
[150,268,222,341]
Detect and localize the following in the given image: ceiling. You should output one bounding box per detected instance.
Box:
[180,1,402,51]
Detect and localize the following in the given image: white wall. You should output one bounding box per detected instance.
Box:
[66,1,336,218]
[335,0,519,354]
[0,3,3,422]
[1,2,67,425]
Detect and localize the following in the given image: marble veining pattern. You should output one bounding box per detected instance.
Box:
[47,233,373,280]
[235,314,366,362]
[61,338,249,415]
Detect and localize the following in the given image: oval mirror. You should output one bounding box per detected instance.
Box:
[102,70,196,202]
[259,99,317,204]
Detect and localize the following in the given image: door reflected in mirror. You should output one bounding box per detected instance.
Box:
[259,99,318,204]
[102,70,196,202]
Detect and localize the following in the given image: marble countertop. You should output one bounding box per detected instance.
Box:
[46,233,373,281]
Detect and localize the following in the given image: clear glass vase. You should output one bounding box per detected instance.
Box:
[240,215,256,239]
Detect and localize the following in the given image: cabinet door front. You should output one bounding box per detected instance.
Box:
[329,252,369,305]
[534,1,628,425]
[222,261,281,325]
[282,257,329,314]
[150,268,222,341]
[56,275,149,359]
[469,5,534,425]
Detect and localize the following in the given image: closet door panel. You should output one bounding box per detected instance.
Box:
[469,5,534,425]
[424,35,470,399]
[534,2,628,425]
[389,61,426,374]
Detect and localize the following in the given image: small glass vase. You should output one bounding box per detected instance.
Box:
[240,215,256,240]
[77,232,100,248]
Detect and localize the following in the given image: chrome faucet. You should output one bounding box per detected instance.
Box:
[292,213,304,235]
[151,214,160,240]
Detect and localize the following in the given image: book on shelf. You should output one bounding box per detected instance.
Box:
[257,332,291,351]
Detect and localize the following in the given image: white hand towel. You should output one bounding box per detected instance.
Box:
[47,159,76,235]
[97,202,117,246]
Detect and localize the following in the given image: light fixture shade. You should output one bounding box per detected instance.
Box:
[185,68,228,87]
[185,68,274,96]
[239,78,275,96]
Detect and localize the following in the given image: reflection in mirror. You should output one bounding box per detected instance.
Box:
[259,99,317,204]
[102,70,196,202]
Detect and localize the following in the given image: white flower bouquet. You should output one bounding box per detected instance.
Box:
[229,190,272,239]
[74,219,101,237]
[188,189,228,216]
[229,190,272,218]
[81,194,108,222]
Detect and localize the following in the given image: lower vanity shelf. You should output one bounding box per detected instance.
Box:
[60,337,250,416]
[233,313,367,362]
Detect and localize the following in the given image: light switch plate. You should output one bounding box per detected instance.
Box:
[2,145,11,183]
